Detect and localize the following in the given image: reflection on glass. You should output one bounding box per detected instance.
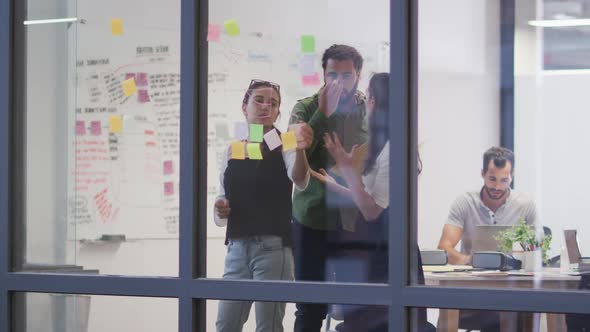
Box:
[208,300,387,332]
[14,293,177,332]
[411,307,590,332]
[22,0,180,276]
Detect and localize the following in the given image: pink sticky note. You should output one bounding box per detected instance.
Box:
[302,73,321,86]
[207,24,222,42]
[90,120,102,136]
[75,120,86,136]
[138,89,150,103]
[164,181,174,196]
[135,72,148,86]
[125,73,136,80]
[163,160,174,175]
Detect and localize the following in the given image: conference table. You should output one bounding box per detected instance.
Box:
[423,267,580,332]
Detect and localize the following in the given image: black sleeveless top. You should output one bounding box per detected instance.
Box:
[223,141,293,246]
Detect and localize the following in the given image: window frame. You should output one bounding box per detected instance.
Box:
[1,0,590,332]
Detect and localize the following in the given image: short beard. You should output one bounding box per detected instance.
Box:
[340,82,359,104]
[484,186,508,200]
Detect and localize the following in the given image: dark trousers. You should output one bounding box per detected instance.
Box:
[292,220,335,332]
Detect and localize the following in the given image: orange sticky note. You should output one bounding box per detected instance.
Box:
[122,78,137,96]
[231,141,246,160]
[281,131,297,151]
[247,143,263,160]
[109,115,123,133]
[223,19,240,37]
[111,18,124,36]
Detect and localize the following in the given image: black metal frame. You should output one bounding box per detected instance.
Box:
[2,0,590,331]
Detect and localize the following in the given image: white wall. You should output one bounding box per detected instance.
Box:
[417,0,500,249]
[514,0,590,259]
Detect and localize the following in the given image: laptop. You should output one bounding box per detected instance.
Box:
[472,225,512,252]
[564,229,590,271]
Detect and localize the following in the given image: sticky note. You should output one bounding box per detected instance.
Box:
[164,181,174,196]
[90,120,102,136]
[281,131,297,151]
[302,73,321,86]
[122,78,137,96]
[301,54,316,76]
[138,89,150,103]
[301,35,315,53]
[249,124,263,142]
[231,141,246,160]
[234,122,248,140]
[135,72,148,86]
[223,19,240,37]
[247,143,263,160]
[109,115,123,133]
[263,129,282,151]
[125,73,135,80]
[163,160,174,175]
[75,120,86,136]
[207,24,222,42]
[110,18,124,36]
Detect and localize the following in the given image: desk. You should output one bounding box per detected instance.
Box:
[424,267,580,332]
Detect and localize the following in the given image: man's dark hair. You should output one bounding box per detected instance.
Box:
[321,44,363,72]
[483,146,514,174]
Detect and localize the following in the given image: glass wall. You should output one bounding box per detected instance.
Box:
[206,0,393,289]
[207,299,390,332]
[14,293,177,332]
[21,0,180,276]
[416,0,590,292]
[410,307,590,332]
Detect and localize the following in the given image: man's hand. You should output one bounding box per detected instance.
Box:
[288,122,314,150]
[214,198,230,219]
[318,80,343,117]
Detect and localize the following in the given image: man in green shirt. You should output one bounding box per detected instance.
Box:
[290,44,368,332]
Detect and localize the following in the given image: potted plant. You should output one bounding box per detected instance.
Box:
[495,219,551,272]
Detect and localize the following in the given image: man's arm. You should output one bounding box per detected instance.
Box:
[438,224,470,265]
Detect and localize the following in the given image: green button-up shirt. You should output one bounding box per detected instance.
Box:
[289,91,368,230]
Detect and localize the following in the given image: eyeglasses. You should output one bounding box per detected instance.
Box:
[248,79,280,92]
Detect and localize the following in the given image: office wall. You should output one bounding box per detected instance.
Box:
[417,0,500,249]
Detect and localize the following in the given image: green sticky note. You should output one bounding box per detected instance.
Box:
[247,143,263,160]
[249,124,263,142]
[224,19,240,37]
[301,35,315,53]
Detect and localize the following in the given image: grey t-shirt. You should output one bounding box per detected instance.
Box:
[446,190,537,255]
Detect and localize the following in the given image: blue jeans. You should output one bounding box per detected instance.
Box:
[216,235,294,332]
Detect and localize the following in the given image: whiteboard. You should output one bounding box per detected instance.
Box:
[66,0,390,240]
[67,2,181,240]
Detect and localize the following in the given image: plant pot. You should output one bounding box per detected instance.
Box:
[522,250,542,272]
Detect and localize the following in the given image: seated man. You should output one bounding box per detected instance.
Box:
[437,146,537,332]
[438,146,536,265]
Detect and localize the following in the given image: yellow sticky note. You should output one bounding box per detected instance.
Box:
[122,78,137,96]
[231,141,246,160]
[111,18,124,36]
[247,143,263,160]
[223,19,240,37]
[109,115,123,133]
[281,131,297,151]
